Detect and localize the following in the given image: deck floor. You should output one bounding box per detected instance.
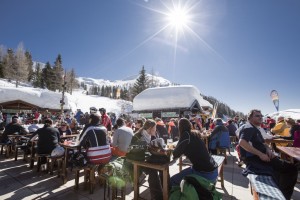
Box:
[0,148,299,200]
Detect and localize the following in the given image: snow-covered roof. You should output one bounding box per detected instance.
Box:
[133,85,212,111]
[0,79,133,116]
[0,86,70,110]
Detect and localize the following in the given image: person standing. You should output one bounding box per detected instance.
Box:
[111,118,134,157]
[226,119,237,137]
[99,108,112,132]
[74,109,83,124]
[208,118,230,154]
[155,118,168,143]
[239,109,298,199]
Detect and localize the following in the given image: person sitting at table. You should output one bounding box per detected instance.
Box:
[271,116,291,149]
[78,113,111,165]
[30,118,60,167]
[279,118,300,147]
[171,118,218,186]
[239,109,298,200]
[111,117,134,157]
[58,122,72,136]
[28,119,40,133]
[1,116,28,143]
[130,119,164,200]
[134,118,145,133]
[208,118,230,155]
[271,116,289,137]
[69,118,79,133]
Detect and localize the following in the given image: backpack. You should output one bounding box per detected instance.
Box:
[169,174,222,200]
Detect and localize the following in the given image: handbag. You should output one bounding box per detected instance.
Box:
[126,139,148,161]
[126,146,146,161]
[146,145,171,164]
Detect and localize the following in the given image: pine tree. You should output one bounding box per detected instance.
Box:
[0,45,5,78]
[14,43,29,87]
[3,48,15,81]
[101,86,105,96]
[120,87,129,100]
[65,68,78,95]
[132,66,148,98]
[42,62,55,90]
[33,63,42,88]
[53,54,64,91]
[25,51,34,82]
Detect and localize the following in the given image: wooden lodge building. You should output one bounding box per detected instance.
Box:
[132,85,212,119]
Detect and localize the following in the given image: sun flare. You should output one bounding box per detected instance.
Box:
[167,7,189,31]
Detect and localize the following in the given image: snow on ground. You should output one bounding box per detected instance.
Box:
[0,79,133,116]
[1,78,299,120]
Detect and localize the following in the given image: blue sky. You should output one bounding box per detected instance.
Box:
[1,0,299,115]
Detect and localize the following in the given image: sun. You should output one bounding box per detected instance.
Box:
[167,6,189,31]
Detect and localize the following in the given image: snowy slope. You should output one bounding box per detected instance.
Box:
[0,79,132,116]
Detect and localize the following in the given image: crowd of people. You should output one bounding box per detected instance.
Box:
[1,108,300,200]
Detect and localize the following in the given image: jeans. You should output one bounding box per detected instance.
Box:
[170,166,218,186]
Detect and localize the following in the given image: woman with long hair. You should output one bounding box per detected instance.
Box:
[130,119,164,200]
[170,118,218,186]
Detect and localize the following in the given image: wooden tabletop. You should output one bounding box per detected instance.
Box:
[60,134,79,139]
[270,138,294,144]
[277,146,300,161]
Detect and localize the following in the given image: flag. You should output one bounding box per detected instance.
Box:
[270,90,279,111]
[211,102,218,119]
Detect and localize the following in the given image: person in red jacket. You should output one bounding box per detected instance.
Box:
[99,108,112,131]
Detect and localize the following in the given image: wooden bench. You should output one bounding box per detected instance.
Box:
[179,155,225,187]
[211,155,225,187]
[248,174,285,200]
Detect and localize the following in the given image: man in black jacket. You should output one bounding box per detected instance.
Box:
[1,116,28,143]
[239,109,298,199]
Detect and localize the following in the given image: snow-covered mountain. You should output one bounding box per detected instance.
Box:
[76,73,172,89]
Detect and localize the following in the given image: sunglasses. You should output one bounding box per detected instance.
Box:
[254,115,263,118]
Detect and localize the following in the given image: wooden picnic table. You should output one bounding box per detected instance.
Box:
[7,134,32,160]
[269,137,294,151]
[127,158,176,200]
[276,146,300,163]
[60,134,79,140]
[61,142,81,184]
